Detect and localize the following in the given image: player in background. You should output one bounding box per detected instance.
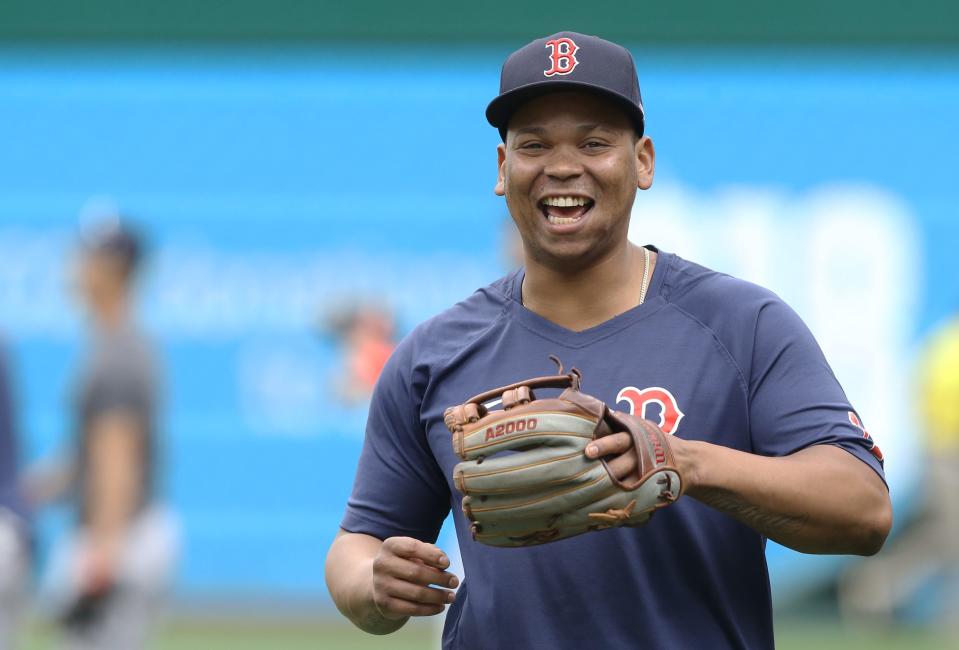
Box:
[29,218,178,650]
[326,32,892,649]
[0,337,29,649]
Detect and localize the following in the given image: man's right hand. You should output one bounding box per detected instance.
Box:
[326,529,459,634]
[371,536,459,619]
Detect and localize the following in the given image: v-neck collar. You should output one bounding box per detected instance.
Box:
[507,247,671,349]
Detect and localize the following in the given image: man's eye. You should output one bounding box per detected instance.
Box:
[583,141,608,149]
[520,142,545,150]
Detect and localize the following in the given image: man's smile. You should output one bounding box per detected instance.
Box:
[539,195,595,226]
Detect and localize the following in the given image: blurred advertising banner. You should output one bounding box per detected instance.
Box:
[0,48,955,604]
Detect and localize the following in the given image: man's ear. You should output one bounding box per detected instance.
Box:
[635,136,655,190]
[494,143,507,196]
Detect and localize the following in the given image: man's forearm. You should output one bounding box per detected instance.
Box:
[676,441,891,555]
[326,532,407,635]
[88,412,143,549]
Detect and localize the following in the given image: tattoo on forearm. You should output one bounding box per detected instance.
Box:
[697,488,810,537]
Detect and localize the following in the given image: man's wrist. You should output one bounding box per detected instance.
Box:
[672,437,708,495]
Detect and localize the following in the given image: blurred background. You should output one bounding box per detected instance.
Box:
[0,1,957,648]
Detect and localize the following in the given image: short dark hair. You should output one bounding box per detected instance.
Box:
[80,218,144,279]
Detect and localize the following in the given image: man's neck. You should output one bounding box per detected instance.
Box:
[92,295,131,333]
[521,242,655,332]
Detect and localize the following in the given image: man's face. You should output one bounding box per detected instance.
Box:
[495,91,654,270]
[74,251,128,313]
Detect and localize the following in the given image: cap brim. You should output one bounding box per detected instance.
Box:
[486,80,645,139]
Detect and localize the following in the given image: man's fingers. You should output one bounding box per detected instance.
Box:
[412,554,451,572]
[585,432,633,459]
[584,432,639,481]
[374,554,458,588]
[373,535,458,624]
[375,596,446,619]
[387,579,456,606]
[606,452,639,482]
[410,558,459,587]
[383,536,449,569]
[377,555,439,585]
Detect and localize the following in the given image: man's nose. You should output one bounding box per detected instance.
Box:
[543,146,584,181]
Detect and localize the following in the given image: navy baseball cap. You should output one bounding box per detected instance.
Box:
[486,31,645,141]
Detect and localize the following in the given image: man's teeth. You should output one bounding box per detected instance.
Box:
[547,215,581,225]
[542,196,588,207]
[542,196,589,224]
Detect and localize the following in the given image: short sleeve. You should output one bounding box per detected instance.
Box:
[340,339,450,542]
[86,364,152,421]
[748,299,886,481]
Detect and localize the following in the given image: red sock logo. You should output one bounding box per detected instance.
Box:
[617,386,685,435]
[544,38,579,77]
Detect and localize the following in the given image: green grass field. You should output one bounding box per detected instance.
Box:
[19,617,953,649]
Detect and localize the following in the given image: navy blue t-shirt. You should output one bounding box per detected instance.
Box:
[341,249,885,650]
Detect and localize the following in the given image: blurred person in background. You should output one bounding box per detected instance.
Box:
[841,315,959,627]
[0,337,29,649]
[27,217,178,650]
[322,302,397,405]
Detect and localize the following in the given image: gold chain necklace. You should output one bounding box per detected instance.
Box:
[639,246,651,305]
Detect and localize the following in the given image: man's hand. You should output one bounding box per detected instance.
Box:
[326,530,459,635]
[78,538,120,597]
[60,538,120,633]
[591,427,891,555]
[584,431,639,482]
[371,537,458,619]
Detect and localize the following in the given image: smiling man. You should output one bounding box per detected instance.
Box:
[326,32,892,649]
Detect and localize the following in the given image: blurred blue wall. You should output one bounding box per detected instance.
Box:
[1,47,957,604]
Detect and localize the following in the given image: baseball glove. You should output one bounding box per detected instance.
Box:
[444,357,682,547]
[60,587,115,634]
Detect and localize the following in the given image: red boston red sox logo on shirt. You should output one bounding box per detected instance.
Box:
[616,386,685,435]
[544,37,579,77]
